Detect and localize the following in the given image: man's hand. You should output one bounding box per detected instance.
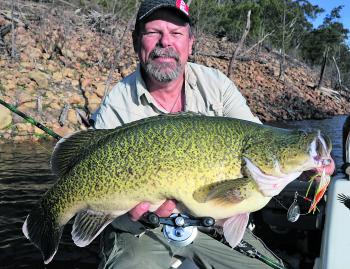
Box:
[129,199,177,221]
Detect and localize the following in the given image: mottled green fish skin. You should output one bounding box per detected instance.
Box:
[41,113,321,225]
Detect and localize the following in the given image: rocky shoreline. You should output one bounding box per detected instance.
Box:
[1,1,350,143]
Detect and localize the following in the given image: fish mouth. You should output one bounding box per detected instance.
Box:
[309,131,332,168]
[243,132,332,197]
[244,157,303,197]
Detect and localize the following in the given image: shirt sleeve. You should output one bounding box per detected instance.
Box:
[90,94,123,129]
[222,76,261,124]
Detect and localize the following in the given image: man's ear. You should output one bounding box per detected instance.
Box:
[132,30,139,53]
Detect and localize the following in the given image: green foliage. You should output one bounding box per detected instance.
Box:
[88,0,349,88]
[301,6,349,65]
[188,0,349,88]
[97,0,139,19]
[73,0,139,20]
[190,0,323,47]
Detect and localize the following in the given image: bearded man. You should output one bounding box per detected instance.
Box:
[92,1,334,268]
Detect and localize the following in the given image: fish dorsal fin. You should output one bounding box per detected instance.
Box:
[193,178,252,205]
[71,210,116,247]
[223,213,249,248]
[51,128,119,177]
[51,113,203,178]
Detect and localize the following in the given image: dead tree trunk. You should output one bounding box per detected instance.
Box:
[332,56,342,88]
[227,10,251,77]
[279,1,286,81]
[317,47,329,89]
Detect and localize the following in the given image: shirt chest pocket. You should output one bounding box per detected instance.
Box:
[209,102,223,116]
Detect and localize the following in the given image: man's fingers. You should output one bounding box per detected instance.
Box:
[154,199,177,217]
[129,199,177,221]
[129,202,150,221]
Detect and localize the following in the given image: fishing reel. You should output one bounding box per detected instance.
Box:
[141,212,215,246]
[141,213,286,269]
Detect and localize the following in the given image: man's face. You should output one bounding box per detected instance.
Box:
[136,10,194,83]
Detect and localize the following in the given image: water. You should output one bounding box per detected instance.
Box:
[0,142,99,269]
[266,115,346,176]
[0,115,348,269]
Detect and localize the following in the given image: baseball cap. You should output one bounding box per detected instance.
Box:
[136,0,190,24]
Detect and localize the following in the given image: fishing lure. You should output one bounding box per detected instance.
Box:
[306,169,331,213]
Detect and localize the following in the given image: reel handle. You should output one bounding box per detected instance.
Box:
[140,212,215,228]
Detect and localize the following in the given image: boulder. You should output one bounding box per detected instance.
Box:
[28,71,49,89]
[52,71,64,81]
[4,79,17,91]
[69,92,85,105]
[17,92,33,105]
[53,125,75,138]
[62,68,76,79]
[87,92,101,113]
[17,101,37,112]
[15,122,34,134]
[49,102,61,110]
[67,109,79,125]
[93,82,105,98]
[71,79,80,87]
[0,105,12,129]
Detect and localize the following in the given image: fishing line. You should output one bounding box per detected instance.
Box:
[33,140,55,154]
[272,191,319,223]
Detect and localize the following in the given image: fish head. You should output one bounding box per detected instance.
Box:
[243,127,332,178]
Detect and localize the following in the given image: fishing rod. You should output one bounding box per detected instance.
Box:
[142,212,287,269]
[0,98,62,140]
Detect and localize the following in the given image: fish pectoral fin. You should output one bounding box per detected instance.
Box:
[222,213,249,248]
[72,210,116,247]
[193,178,251,204]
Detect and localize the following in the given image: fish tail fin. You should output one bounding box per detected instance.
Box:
[22,204,63,264]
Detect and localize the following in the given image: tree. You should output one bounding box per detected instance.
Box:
[301,6,349,66]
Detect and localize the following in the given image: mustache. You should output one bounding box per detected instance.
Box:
[149,47,180,61]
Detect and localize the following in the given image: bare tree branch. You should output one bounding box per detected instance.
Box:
[332,56,342,87]
[239,30,274,57]
[227,10,251,77]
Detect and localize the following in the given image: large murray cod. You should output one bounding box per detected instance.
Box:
[22,113,332,264]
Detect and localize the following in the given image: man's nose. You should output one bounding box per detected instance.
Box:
[158,33,172,47]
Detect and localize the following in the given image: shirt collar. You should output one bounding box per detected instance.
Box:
[184,63,197,90]
[135,64,154,105]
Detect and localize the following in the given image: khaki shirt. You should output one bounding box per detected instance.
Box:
[92,62,261,128]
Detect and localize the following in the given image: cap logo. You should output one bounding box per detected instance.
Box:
[176,0,189,16]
